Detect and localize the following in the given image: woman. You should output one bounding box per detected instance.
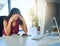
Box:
[3,8,28,36]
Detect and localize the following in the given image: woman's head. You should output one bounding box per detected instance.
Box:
[8,8,21,19]
[7,8,23,25]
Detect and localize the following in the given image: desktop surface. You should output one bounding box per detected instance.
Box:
[0,27,60,46]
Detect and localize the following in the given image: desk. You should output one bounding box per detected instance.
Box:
[0,27,60,46]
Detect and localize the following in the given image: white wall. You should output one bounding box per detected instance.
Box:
[0,0,8,16]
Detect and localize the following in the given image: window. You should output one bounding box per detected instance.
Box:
[0,0,8,16]
[11,0,35,27]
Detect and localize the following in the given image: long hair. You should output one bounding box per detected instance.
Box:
[7,8,23,25]
[8,8,21,19]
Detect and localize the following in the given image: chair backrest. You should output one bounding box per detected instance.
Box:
[0,16,7,36]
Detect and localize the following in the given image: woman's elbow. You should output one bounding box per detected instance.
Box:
[4,30,10,36]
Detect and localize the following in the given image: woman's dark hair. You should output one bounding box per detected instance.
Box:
[7,8,23,25]
[8,8,21,19]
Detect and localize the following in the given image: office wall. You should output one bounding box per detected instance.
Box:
[44,2,59,34]
[46,0,60,3]
[57,4,60,27]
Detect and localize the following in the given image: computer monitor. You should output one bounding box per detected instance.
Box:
[43,2,60,35]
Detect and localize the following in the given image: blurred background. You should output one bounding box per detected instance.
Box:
[0,0,60,34]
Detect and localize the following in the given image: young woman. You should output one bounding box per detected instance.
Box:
[3,8,28,36]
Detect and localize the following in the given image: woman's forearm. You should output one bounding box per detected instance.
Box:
[4,21,11,36]
[23,23,27,33]
[4,16,15,35]
[21,24,27,33]
[18,16,28,33]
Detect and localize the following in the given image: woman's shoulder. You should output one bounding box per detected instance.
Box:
[4,16,9,22]
[4,16,8,20]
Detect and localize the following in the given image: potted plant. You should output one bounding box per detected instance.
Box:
[32,15,40,32]
[28,7,40,32]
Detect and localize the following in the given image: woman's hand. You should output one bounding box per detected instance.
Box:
[9,15,16,23]
[18,15,24,22]
[9,14,20,23]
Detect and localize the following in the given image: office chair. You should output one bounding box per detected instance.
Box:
[0,16,7,36]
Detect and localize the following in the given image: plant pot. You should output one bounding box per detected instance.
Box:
[52,28,58,32]
[37,26,40,32]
